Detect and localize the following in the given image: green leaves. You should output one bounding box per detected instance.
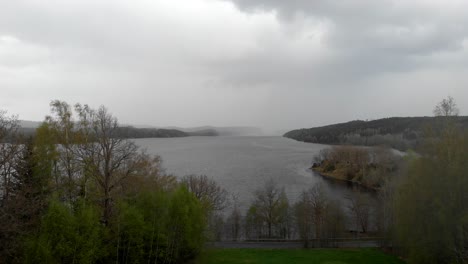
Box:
[395,127,468,263]
[2,101,208,263]
[24,199,103,264]
[113,186,206,264]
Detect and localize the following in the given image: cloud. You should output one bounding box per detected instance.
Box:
[0,35,51,68]
[224,0,468,77]
[0,0,467,132]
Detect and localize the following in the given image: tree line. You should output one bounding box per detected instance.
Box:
[0,100,384,262]
[1,97,467,264]
[208,97,468,264]
[207,178,379,248]
[0,101,208,263]
[284,108,468,151]
[19,123,218,140]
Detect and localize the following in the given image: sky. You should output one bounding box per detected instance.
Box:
[1,0,468,134]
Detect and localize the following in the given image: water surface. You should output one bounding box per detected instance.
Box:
[135,136,362,210]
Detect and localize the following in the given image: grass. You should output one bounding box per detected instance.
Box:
[196,248,405,264]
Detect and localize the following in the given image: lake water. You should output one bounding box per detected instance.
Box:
[134,136,363,211]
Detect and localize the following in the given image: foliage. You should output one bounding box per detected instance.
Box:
[114,126,190,138]
[313,145,402,189]
[284,116,468,151]
[20,125,218,140]
[112,186,206,263]
[24,199,103,264]
[395,127,468,264]
[394,97,468,263]
[0,101,208,263]
[0,132,53,263]
[115,127,219,138]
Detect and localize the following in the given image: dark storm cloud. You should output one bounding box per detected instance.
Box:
[222,0,468,83]
[1,0,468,133]
[211,0,468,130]
[228,0,467,53]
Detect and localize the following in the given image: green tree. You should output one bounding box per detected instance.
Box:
[24,199,103,264]
[182,174,229,241]
[46,100,82,205]
[395,129,468,263]
[395,97,468,263]
[114,187,205,264]
[75,105,140,225]
[166,187,206,262]
[0,133,54,263]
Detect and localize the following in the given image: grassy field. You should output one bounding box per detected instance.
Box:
[196,248,405,264]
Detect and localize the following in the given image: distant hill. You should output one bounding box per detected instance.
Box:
[165,126,264,136]
[284,116,468,151]
[114,126,220,138]
[114,126,190,138]
[185,129,219,137]
[18,121,262,138]
[114,126,264,138]
[18,121,217,139]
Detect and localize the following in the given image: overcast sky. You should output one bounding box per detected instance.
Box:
[1,0,467,133]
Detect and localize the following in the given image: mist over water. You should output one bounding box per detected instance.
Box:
[135,136,365,211]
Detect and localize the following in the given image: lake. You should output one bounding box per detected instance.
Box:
[134,136,364,211]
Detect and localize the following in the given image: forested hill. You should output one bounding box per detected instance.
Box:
[114,127,189,138]
[19,125,218,139]
[113,126,218,138]
[284,116,468,151]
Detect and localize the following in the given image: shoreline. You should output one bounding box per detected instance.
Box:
[310,167,379,192]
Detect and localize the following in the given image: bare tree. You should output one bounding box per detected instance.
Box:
[295,184,345,248]
[376,177,398,248]
[313,148,330,165]
[308,184,328,244]
[250,179,289,238]
[182,174,229,241]
[0,110,20,205]
[77,105,140,225]
[0,111,22,260]
[295,190,313,247]
[226,193,242,241]
[182,174,229,212]
[347,190,371,234]
[434,96,459,117]
[324,199,345,246]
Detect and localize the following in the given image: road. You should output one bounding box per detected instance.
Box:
[209,240,381,249]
